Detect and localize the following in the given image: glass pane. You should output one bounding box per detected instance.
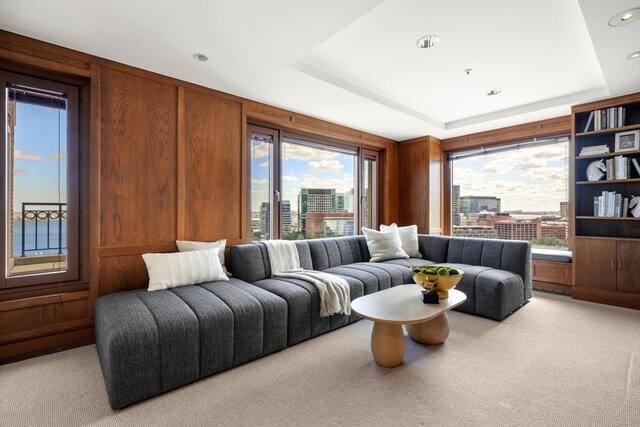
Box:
[6,87,68,276]
[250,133,273,241]
[362,158,377,229]
[282,142,356,239]
[451,140,569,250]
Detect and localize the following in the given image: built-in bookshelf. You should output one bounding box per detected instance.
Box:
[572,94,640,238]
[571,93,640,309]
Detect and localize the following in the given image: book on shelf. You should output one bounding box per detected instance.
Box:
[632,158,640,176]
[589,106,626,131]
[612,155,630,179]
[594,191,625,217]
[579,144,610,156]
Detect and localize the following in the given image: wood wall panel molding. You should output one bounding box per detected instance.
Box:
[177,86,186,240]
[99,67,178,247]
[532,260,572,286]
[0,326,93,363]
[98,243,176,258]
[184,90,244,244]
[89,63,101,319]
[572,286,640,310]
[99,255,149,295]
[442,116,571,152]
[0,291,89,312]
[571,92,640,113]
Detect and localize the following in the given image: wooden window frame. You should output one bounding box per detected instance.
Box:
[1,69,88,289]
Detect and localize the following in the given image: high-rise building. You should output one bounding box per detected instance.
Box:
[298,188,336,234]
[306,212,354,237]
[495,219,539,241]
[560,201,568,218]
[336,189,354,212]
[452,185,461,226]
[281,200,291,232]
[460,196,501,215]
[453,226,498,239]
[259,202,270,236]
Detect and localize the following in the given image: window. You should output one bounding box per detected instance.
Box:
[249,125,377,241]
[1,71,82,288]
[449,137,569,250]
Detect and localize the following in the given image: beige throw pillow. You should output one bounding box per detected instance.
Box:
[176,239,231,276]
[142,248,228,292]
[380,224,421,258]
[361,226,409,262]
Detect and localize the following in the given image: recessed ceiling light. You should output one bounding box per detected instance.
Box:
[416,35,440,49]
[609,7,639,26]
[486,89,501,96]
[464,68,473,75]
[627,51,640,60]
[193,53,209,62]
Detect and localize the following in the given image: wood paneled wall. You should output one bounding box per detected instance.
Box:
[397,136,443,234]
[0,30,398,361]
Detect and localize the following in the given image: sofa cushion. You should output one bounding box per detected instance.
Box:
[361,226,409,262]
[382,258,436,269]
[418,235,450,263]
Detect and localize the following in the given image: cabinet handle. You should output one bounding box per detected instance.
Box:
[618,260,622,270]
[611,259,615,269]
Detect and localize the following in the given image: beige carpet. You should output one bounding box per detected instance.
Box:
[1,291,639,427]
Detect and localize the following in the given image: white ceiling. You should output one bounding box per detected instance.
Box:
[1,0,639,141]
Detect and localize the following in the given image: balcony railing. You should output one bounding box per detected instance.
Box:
[20,202,67,257]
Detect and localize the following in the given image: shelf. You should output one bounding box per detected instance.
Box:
[576,178,640,185]
[575,149,640,160]
[575,123,640,137]
[576,216,640,221]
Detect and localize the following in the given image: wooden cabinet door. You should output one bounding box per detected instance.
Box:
[574,238,617,290]
[616,240,640,294]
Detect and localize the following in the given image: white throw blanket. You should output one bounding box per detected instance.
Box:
[264,240,351,317]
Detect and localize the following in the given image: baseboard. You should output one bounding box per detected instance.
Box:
[0,326,94,365]
[532,280,572,295]
[572,286,640,310]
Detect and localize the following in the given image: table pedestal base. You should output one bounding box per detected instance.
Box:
[371,322,404,368]
[406,313,450,344]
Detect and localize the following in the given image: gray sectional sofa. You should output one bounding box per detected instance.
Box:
[95,234,531,409]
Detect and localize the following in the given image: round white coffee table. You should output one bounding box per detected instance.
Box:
[351,286,467,368]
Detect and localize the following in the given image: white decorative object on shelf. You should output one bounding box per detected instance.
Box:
[629,196,640,218]
[586,160,607,181]
[614,130,640,153]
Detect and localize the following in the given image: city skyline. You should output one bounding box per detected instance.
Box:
[452,141,568,212]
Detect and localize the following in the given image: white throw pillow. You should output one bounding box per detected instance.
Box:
[142,248,229,292]
[176,239,231,276]
[380,224,421,258]
[361,226,409,262]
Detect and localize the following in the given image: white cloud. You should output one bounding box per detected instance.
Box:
[308,159,344,173]
[252,178,268,185]
[300,174,354,194]
[282,144,339,161]
[15,150,43,161]
[282,175,297,183]
[14,168,27,176]
[259,161,269,168]
[51,153,66,160]
[251,142,270,159]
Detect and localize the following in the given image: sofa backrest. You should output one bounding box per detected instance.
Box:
[228,236,370,283]
[230,234,531,290]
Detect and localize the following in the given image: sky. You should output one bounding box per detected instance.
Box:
[452,141,568,213]
[251,140,356,213]
[11,99,67,213]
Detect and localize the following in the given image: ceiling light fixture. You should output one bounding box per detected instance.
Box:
[608,7,639,26]
[416,35,440,49]
[486,89,501,96]
[193,53,209,62]
[627,51,640,60]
